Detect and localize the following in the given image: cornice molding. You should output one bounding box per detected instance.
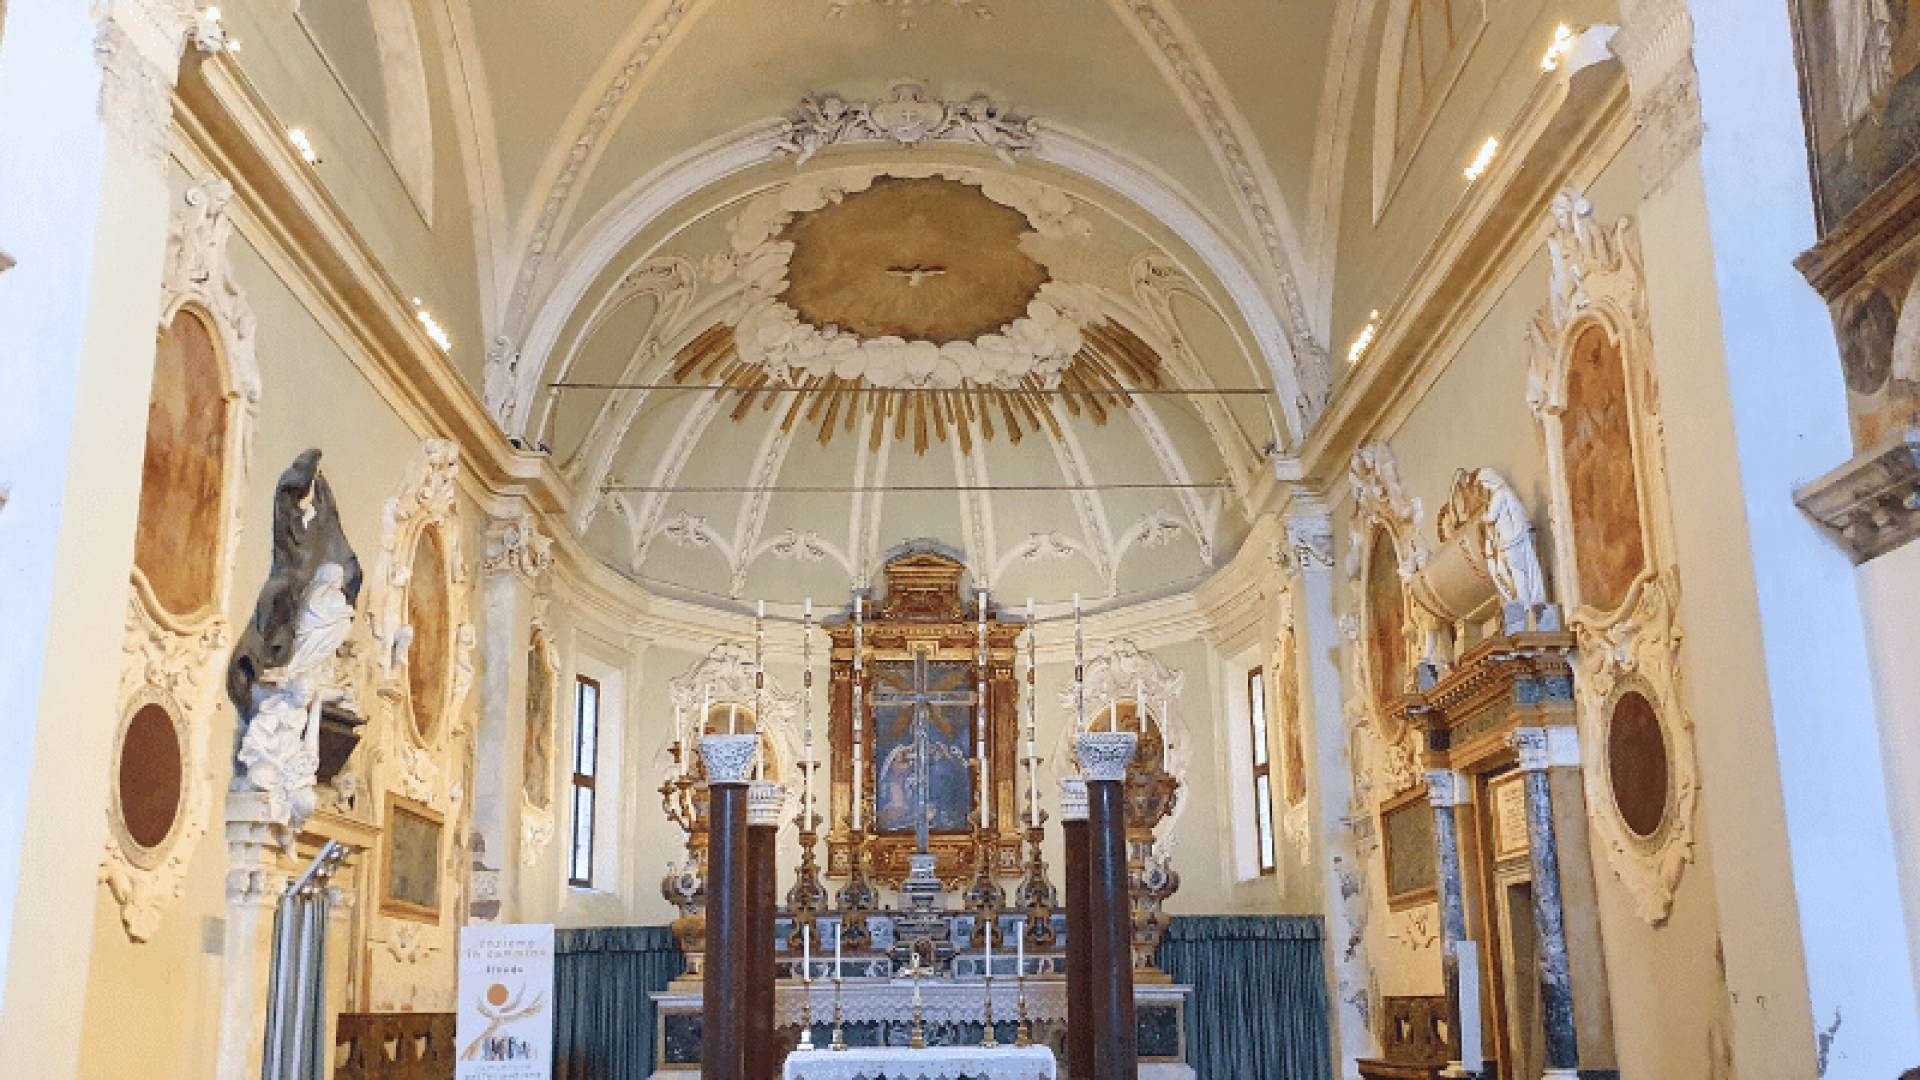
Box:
[1295,31,1632,486]
[1794,429,1920,563]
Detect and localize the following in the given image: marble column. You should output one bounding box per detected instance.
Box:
[1079,731,1139,1080]
[745,782,781,1080]
[700,735,758,1080]
[1425,768,1472,1078]
[1510,729,1578,1079]
[1060,778,1094,1080]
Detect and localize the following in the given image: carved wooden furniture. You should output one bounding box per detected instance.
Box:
[332,1012,455,1080]
[1355,996,1449,1080]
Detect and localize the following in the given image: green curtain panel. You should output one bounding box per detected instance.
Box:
[1155,915,1333,1080]
[553,926,685,1080]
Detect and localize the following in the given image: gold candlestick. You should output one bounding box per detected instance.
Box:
[1015,972,1032,1047]
[981,971,998,1048]
[829,975,846,1052]
[909,954,928,1050]
[797,966,816,1052]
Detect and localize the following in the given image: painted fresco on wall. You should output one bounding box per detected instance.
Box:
[872,658,975,835]
[1276,627,1308,807]
[1381,789,1437,909]
[136,310,228,618]
[1792,0,1920,229]
[406,530,451,740]
[522,631,555,809]
[1365,528,1410,709]
[382,794,444,922]
[1562,324,1647,614]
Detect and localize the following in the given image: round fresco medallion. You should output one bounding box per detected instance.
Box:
[1840,285,1897,395]
[118,702,185,853]
[1607,690,1670,840]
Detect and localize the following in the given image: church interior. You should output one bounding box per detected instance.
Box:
[9,0,1920,1078]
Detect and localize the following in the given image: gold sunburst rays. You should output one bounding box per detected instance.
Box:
[667,319,1166,455]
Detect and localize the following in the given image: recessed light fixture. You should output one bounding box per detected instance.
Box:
[1347,310,1381,367]
[287,128,321,165]
[413,298,453,353]
[1463,137,1499,184]
[1541,24,1576,72]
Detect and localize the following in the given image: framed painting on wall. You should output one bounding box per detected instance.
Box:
[1381,785,1438,910]
[381,793,444,923]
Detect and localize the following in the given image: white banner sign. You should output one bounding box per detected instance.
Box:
[456,923,556,1079]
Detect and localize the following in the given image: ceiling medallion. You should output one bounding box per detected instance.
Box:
[717,168,1098,391]
[826,0,993,31]
[775,80,1037,165]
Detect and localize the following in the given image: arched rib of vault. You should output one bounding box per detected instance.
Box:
[728,411,804,599]
[505,131,1303,446]
[550,254,698,472]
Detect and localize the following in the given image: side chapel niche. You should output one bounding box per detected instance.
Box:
[1526,189,1699,924]
[105,177,261,942]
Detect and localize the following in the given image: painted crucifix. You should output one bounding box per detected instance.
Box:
[870,647,977,856]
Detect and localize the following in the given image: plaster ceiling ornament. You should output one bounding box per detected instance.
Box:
[1526,190,1697,925]
[482,512,554,581]
[661,510,716,550]
[106,177,265,941]
[767,528,831,563]
[774,81,1035,165]
[717,169,1097,392]
[825,0,993,30]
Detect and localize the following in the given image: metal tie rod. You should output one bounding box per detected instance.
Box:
[550,381,1275,396]
[601,481,1232,494]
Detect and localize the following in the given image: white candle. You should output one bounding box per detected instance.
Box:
[803,922,812,980]
[1025,598,1039,829]
[853,591,865,833]
[803,597,815,826]
[754,600,766,780]
[702,685,711,741]
[977,588,990,830]
[834,923,842,979]
[984,914,993,975]
[673,700,685,778]
[1018,916,1026,974]
[1135,676,1146,734]
[1073,593,1085,735]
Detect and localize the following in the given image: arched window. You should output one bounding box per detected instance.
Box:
[1373,0,1487,215]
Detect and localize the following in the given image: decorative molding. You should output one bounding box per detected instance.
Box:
[1275,512,1335,575]
[105,177,260,941]
[93,0,224,170]
[1075,730,1139,783]
[1344,442,1429,759]
[774,80,1036,165]
[1423,769,1467,808]
[1794,428,1920,562]
[1526,190,1698,924]
[825,0,993,30]
[482,510,554,580]
[1612,0,1704,192]
[1109,0,1328,425]
[747,781,786,827]
[699,733,760,785]
[669,643,804,783]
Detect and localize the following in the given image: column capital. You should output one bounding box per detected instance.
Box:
[1510,726,1581,772]
[93,0,229,171]
[1075,731,1138,782]
[746,782,783,827]
[699,734,759,785]
[1059,778,1088,821]
[1274,511,1335,577]
[481,510,555,580]
[1611,0,1705,191]
[1425,769,1469,808]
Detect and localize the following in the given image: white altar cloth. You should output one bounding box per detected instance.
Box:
[782,1045,1057,1080]
[779,979,1067,1027]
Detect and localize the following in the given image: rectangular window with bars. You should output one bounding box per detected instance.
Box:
[1249,665,1276,875]
[569,674,601,888]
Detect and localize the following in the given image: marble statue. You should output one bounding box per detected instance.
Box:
[237,563,357,830]
[1474,469,1548,609]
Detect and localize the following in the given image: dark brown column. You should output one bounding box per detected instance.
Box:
[1079,732,1139,1080]
[745,784,780,1080]
[1061,779,1093,1080]
[698,736,757,1080]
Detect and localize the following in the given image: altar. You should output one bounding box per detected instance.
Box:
[782,1045,1057,1080]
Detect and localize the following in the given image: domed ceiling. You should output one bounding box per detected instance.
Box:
[421,0,1349,605]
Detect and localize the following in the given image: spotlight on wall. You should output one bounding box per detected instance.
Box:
[1463,137,1500,184]
[413,298,453,353]
[287,128,321,166]
[1540,24,1576,72]
[1347,310,1381,368]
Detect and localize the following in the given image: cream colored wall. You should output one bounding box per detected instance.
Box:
[75,180,475,1074]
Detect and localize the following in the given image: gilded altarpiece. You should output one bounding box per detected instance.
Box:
[827,551,1023,886]
[1526,190,1699,925]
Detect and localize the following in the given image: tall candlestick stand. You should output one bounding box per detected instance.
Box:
[1015,969,1032,1048]
[835,805,878,949]
[965,821,1006,948]
[829,974,846,1052]
[797,964,815,1053]
[980,971,998,1048]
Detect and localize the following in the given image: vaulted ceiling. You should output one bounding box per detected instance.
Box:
[322,0,1364,603]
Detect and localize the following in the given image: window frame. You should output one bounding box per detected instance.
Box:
[1248,665,1277,876]
[567,673,602,889]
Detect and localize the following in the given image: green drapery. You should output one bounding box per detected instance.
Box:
[552,926,684,1080]
[1154,915,1333,1080]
